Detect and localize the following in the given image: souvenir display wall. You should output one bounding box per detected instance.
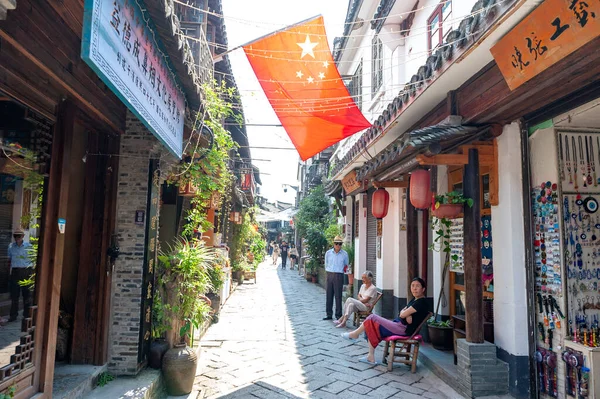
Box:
[448,216,493,292]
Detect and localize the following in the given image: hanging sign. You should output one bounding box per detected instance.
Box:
[491,0,600,90]
[342,170,361,194]
[82,0,185,158]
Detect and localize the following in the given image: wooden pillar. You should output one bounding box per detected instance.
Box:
[463,148,484,343]
[36,99,75,393]
[406,181,419,300]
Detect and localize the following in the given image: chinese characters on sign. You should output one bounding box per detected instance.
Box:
[342,170,361,194]
[490,0,600,90]
[82,0,185,157]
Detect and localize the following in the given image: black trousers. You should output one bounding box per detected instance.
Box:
[281,254,287,267]
[10,267,33,320]
[326,272,344,319]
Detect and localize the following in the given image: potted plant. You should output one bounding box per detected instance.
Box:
[206,258,225,323]
[427,252,454,350]
[427,317,454,350]
[431,191,473,219]
[155,239,216,396]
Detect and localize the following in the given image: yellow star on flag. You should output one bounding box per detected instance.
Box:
[297,35,318,59]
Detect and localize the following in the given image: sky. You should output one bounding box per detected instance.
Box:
[221,0,349,205]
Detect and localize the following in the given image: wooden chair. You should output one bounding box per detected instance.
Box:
[353,291,383,327]
[381,312,433,373]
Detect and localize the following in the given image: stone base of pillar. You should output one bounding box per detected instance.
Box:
[456,339,509,398]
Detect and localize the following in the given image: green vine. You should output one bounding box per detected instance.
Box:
[0,386,15,399]
[430,191,473,266]
[169,81,239,237]
[230,207,264,271]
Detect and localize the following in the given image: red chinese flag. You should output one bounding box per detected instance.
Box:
[243,16,371,161]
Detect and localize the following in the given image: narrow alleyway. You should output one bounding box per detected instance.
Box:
[191,261,464,399]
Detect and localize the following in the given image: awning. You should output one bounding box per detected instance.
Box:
[356,122,479,181]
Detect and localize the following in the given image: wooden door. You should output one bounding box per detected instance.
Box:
[70,130,119,365]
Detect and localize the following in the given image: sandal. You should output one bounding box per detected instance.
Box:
[341,332,357,342]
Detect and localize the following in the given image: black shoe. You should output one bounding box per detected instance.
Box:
[8,317,17,322]
[323,316,333,320]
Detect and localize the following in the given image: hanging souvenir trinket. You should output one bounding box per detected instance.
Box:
[579,136,586,188]
[573,136,579,190]
[590,136,597,187]
[586,136,593,186]
[565,135,572,184]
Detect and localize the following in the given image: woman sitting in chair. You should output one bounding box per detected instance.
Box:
[334,271,378,328]
[341,277,428,365]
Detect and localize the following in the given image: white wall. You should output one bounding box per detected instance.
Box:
[355,194,368,279]
[377,188,401,290]
[492,122,528,355]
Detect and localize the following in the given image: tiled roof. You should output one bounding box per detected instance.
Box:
[356,123,478,180]
[145,0,213,110]
[330,0,508,179]
[333,0,364,63]
[370,0,395,31]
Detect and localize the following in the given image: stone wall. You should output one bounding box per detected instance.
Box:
[107,111,177,375]
[456,339,509,397]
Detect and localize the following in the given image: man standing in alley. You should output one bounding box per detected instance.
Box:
[8,229,33,322]
[323,236,348,321]
[280,240,289,269]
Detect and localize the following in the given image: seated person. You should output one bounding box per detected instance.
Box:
[334,271,378,328]
[341,277,429,365]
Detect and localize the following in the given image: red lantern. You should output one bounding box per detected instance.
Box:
[409,169,432,210]
[372,187,390,219]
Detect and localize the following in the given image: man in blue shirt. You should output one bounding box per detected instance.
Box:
[323,235,349,321]
[8,229,33,322]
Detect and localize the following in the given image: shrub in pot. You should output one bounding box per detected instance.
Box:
[427,317,454,350]
[155,239,216,396]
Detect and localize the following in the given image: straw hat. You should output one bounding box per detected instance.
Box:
[333,235,344,243]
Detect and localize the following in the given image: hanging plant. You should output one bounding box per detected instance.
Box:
[167,80,240,237]
[430,191,473,262]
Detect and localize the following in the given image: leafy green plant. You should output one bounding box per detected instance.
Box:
[168,81,239,237]
[433,191,474,207]
[155,239,217,341]
[0,386,16,399]
[430,191,473,261]
[324,222,341,244]
[342,243,354,272]
[295,185,332,264]
[96,372,115,387]
[427,316,452,328]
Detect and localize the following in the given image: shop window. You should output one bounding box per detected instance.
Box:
[347,60,363,110]
[428,0,452,53]
[371,36,383,97]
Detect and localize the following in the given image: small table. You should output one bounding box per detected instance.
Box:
[452,315,494,364]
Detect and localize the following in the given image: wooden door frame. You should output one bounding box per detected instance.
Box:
[34,99,75,396]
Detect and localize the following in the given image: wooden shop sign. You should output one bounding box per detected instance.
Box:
[491,0,600,90]
[342,170,361,194]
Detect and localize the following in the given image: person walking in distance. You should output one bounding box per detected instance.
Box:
[323,236,349,321]
[289,244,299,270]
[8,229,33,322]
[272,242,280,266]
[280,241,289,269]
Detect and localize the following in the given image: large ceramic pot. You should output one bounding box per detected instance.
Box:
[427,325,454,350]
[162,343,198,395]
[149,339,169,369]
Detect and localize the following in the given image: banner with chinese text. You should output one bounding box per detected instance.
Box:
[491,0,600,91]
[82,0,185,158]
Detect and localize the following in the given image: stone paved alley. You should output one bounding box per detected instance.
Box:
[191,262,464,399]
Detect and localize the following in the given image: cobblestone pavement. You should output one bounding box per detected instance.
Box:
[193,261,464,399]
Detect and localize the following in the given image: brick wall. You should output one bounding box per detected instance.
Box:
[108,111,177,375]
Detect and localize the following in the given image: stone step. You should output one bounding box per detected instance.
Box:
[83,369,164,399]
[53,364,107,399]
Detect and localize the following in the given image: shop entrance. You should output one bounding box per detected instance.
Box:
[0,97,52,389]
[56,112,119,367]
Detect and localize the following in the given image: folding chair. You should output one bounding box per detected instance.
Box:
[353,291,383,327]
[381,312,433,373]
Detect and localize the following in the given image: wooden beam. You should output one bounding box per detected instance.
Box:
[489,139,499,206]
[405,181,419,300]
[374,180,409,188]
[416,154,494,166]
[463,149,484,343]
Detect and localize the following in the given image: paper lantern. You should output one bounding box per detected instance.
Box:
[410,169,432,210]
[178,181,197,197]
[372,188,390,219]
